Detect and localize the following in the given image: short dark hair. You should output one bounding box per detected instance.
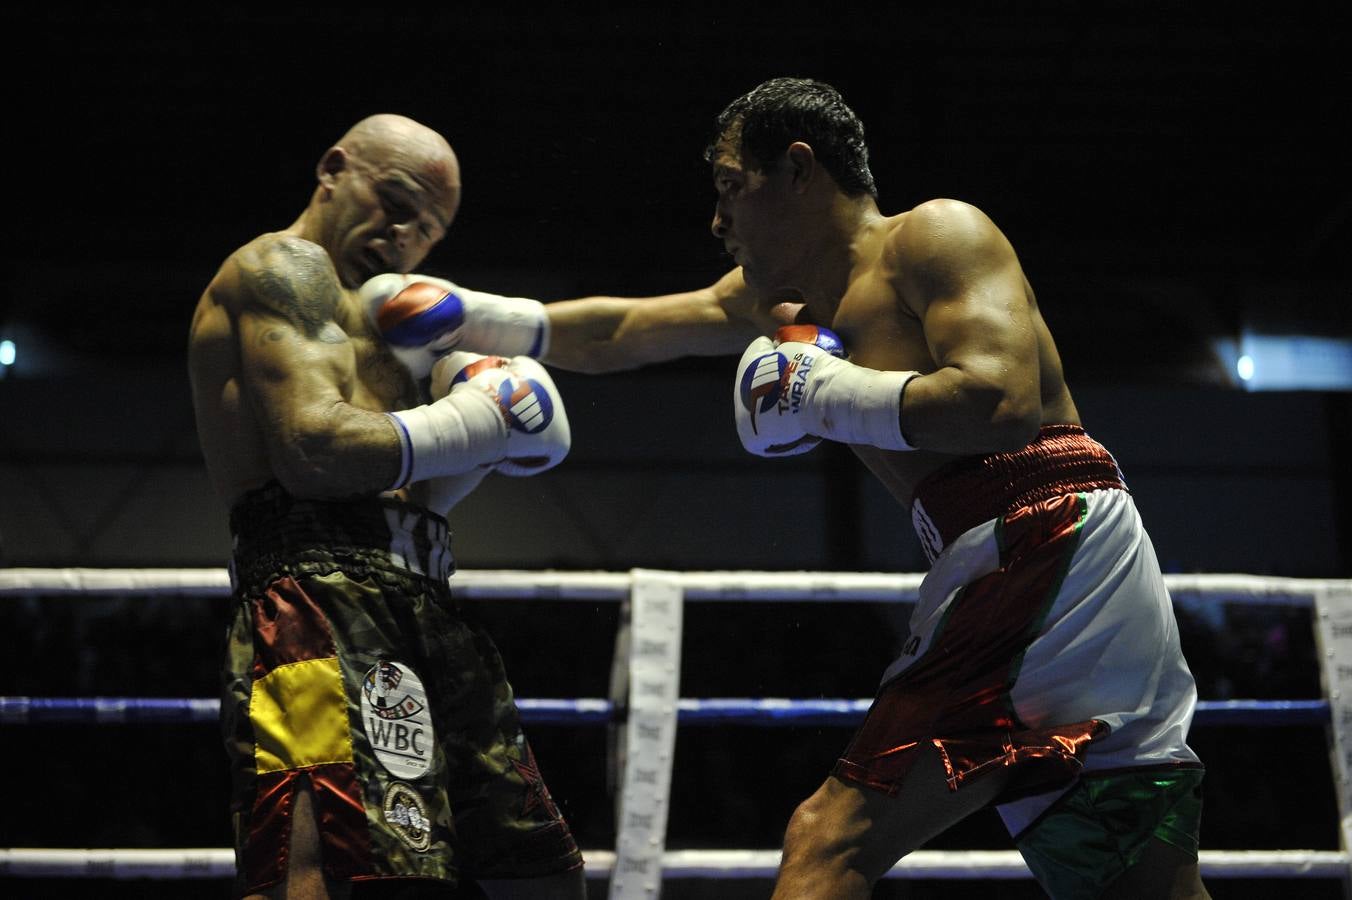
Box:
[706,77,877,198]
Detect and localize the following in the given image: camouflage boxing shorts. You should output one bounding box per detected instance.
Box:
[222,482,581,896]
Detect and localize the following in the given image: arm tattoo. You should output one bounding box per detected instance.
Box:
[242,236,345,339]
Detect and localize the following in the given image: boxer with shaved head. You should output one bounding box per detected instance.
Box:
[190,115,583,899]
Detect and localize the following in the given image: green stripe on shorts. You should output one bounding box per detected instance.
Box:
[1015,766,1204,899]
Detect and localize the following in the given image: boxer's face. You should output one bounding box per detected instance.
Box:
[323,149,460,288]
[710,132,801,293]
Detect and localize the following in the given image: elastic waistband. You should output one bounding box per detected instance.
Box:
[228,482,454,595]
[910,425,1125,562]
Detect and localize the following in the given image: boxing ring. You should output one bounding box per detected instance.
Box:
[3,567,1352,897]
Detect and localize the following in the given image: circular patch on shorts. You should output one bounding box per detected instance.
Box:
[361,661,435,779]
[382,781,433,852]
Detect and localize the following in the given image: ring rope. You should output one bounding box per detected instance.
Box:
[0,568,1336,606]
[4,568,1349,887]
[1,848,1345,881]
[0,696,1331,727]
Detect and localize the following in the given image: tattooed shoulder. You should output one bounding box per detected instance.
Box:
[239,235,345,339]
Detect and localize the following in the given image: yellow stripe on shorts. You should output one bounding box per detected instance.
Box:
[250,657,354,774]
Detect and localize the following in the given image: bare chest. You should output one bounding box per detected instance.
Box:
[827,273,931,374]
[347,332,422,411]
[332,293,423,410]
[820,271,953,507]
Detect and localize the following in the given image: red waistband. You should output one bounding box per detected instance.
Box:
[910,425,1125,560]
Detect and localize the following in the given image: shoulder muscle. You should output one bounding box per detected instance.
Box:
[237,234,344,338]
[890,199,1015,311]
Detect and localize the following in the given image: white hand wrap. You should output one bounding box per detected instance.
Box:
[387,387,507,489]
[809,355,918,450]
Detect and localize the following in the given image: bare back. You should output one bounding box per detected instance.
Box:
[822,207,1080,507]
[188,232,419,506]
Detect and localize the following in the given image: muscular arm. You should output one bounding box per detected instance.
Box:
[543,268,765,372]
[236,235,404,497]
[893,200,1042,453]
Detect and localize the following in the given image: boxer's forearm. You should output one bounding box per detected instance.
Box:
[543,297,653,372]
[266,405,407,499]
[545,289,759,373]
[896,365,1041,454]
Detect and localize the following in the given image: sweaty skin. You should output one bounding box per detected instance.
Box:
[803,202,1081,506]
[189,235,421,504]
[190,116,591,900]
[545,90,1201,900]
[545,179,1081,510]
[189,114,461,509]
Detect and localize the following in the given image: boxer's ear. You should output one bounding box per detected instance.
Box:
[316,146,350,192]
[786,141,816,193]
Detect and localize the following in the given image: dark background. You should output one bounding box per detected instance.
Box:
[1,4,1349,897]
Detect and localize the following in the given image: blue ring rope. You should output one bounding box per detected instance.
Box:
[0,697,1328,727]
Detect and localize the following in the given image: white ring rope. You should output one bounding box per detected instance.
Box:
[3,568,1349,887]
[1,848,1346,880]
[0,568,1338,605]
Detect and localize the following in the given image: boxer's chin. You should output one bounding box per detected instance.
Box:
[770,301,808,327]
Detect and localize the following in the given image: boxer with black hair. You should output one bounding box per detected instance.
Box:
[435,77,1210,900]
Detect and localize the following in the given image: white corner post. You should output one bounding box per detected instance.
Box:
[609,570,684,899]
[1313,580,1352,898]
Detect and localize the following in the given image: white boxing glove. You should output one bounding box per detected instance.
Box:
[360,273,551,379]
[429,352,571,477]
[387,352,571,488]
[418,468,491,517]
[734,325,919,457]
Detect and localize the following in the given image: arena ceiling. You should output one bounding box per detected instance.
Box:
[2,5,1347,387]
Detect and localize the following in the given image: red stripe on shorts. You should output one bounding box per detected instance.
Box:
[242,577,373,891]
[243,764,374,889]
[835,493,1104,801]
[911,425,1124,553]
[249,575,339,676]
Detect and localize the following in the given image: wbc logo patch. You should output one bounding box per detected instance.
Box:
[362,661,435,779]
